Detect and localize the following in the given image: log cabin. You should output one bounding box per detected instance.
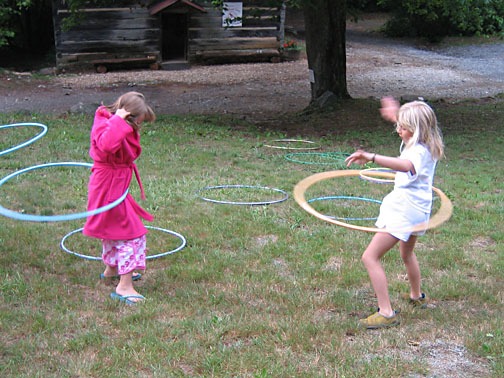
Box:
[53,0,284,72]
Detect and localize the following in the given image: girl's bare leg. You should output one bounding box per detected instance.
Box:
[102,266,141,280]
[399,235,422,299]
[103,265,117,277]
[361,232,399,317]
[115,272,143,302]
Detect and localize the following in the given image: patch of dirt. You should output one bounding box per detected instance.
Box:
[402,339,492,378]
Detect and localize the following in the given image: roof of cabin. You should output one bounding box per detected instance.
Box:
[149,0,206,15]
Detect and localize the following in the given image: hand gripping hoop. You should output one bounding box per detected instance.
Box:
[294,170,453,233]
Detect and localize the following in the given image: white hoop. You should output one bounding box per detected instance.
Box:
[263,139,320,150]
[60,226,187,260]
[359,167,395,184]
[196,184,289,206]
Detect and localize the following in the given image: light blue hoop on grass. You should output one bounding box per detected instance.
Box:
[0,123,48,156]
[0,162,128,222]
[307,195,382,221]
[60,226,187,260]
[196,184,289,206]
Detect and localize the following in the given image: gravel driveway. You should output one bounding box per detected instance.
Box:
[345,28,504,100]
[1,23,503,119]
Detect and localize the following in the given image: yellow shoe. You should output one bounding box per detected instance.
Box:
[401,292,428,308]
[359,311,400,329]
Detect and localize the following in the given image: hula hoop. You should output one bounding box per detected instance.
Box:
[263,139,320,150]
[294,170,453,233]
[196,184,289,206]
[60,226,187,261]
[284,152,350,166]
[0,162,128,222]
[0,123,48,156]
[359,167,395,184]
[307,195,381,221]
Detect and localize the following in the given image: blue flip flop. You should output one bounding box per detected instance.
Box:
[110,292,145,305]
[100,273,142,281]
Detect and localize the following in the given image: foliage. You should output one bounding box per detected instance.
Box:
[59,0,95,31]
[0,0,31,47]
[378,0,504,41]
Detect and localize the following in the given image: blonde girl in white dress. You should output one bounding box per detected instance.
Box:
[345,97,444,329]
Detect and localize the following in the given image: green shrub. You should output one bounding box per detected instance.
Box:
[378,0,504,41]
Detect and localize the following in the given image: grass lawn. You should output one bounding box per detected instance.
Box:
[0,98,502,377]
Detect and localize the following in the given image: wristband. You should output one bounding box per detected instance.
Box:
[372,153,376,163]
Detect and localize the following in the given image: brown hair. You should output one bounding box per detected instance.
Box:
[105,91,156,131]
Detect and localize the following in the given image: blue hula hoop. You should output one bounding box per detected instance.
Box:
[196,184,289,206]
[0,162,128,222]
[307,195,382,221]
[0,123,48,156]
[60,226,187,261]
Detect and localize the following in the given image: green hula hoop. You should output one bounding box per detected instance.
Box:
[285,152,350,166]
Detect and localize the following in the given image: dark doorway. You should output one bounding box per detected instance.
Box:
[161,12,188,60]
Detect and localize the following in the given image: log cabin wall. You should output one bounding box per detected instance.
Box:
[188,1,281,64]
[53,1,282,71]
[53,0,161,72]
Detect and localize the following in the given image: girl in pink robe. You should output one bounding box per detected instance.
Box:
[83,92,155,305]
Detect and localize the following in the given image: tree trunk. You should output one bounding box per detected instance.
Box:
[303,0,350,103]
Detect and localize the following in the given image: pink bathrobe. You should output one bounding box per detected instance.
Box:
[83,106,153,240]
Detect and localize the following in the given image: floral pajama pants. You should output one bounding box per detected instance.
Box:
[102,235,146,275]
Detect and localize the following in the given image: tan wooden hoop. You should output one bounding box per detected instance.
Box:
[293,170,453,233]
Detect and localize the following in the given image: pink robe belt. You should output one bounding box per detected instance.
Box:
[92,161,147,200]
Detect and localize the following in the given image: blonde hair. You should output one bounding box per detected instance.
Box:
[105,91,156,131]
[397,101,444,160]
